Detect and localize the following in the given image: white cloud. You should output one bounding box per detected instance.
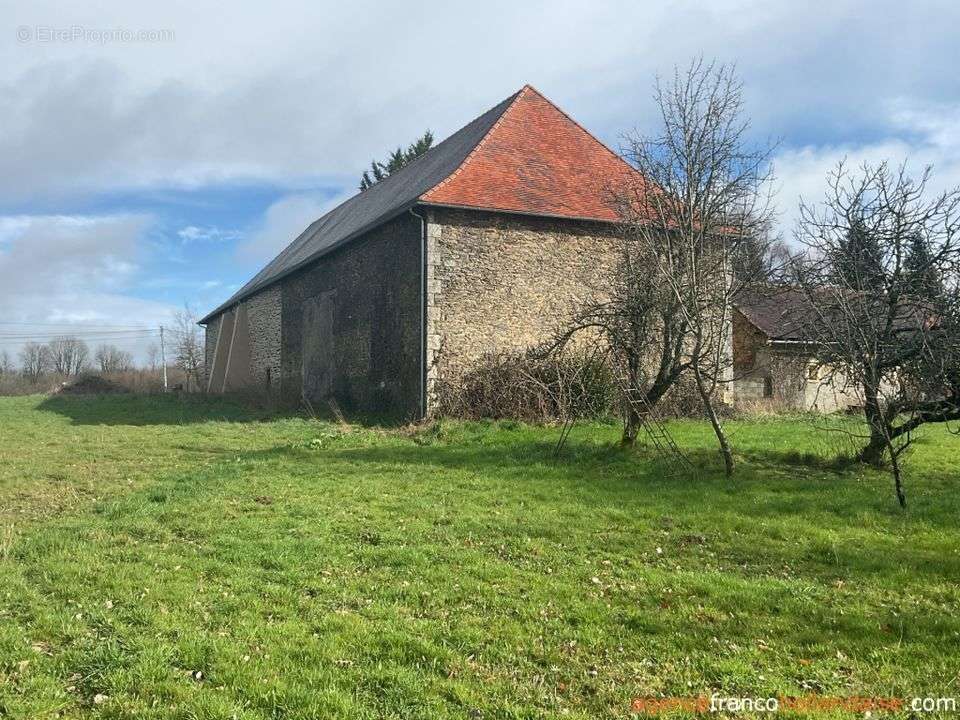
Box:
[140,276,224,292]
[0,0,958,342]
[774,100,960,239]
[1,0,958,203]
[177,225,242,243]
[0,216,32,245]
[0,213,177,360]
[238,191,353,266]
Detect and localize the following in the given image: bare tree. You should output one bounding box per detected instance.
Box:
[791,161,960,506]
[560,60,775,475]
[95,344,134,374]
[20,342,50,382]
[172,304,204,391]
[47,336,90,376]
[0,351,13,377]
[625,60,777,476]
[556,230,690,446]
[145,343,161,372]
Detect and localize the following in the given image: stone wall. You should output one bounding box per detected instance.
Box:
[731,309,805,407]
[732,309,766,374]
[280,212,422,419]
[730,309,864,412]
[246,285,282,391]
[425,207,621,406]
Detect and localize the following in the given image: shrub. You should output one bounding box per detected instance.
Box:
[0,368,188,397]
[655,375,705,419]
[434,350,617,422]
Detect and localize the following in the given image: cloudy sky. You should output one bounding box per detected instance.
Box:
[1,0,959,360]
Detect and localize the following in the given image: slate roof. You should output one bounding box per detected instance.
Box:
[734,288,815,341]
[202,85,640,323]
[734,287,931,341]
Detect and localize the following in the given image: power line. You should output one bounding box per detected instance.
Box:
[0,330,160,336]
[0,333,161,341]
[0,321,155,329]
[0,335,158,340]
[0,328,161,335]
[0,335,161,345]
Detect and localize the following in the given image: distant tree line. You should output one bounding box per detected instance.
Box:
[0,305,206,394]
[0,337,147,382]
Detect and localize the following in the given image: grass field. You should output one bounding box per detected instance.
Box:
[0,394,957,718]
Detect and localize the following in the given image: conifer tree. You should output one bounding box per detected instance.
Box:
[903,232,944,300]
[830,219,883,289]
[359,130,434,191]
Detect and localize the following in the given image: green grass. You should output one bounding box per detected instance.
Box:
[0,395,957,718]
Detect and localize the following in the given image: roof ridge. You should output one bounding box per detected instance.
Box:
[419,86,529,200]
[521,84,636,173]
[351,88,519,197]
[282,89,525,227]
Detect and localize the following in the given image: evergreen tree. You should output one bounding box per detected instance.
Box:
[903,232,944,300]
[830,219,883,290]
[359,130,434,191]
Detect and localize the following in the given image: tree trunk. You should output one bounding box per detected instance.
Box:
[621,401,641,447]
[884,436,907,508]
[859,384,889,466]
[693,363,735,477]
[859,431,888,466]
[620,353,644,446]
[890,448,906,508]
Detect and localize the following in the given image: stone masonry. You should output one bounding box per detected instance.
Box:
[279,212,422,418]
[246,285,282,391]
[731,308,865,411]
[425,207,621,407]
[203,287,280,394]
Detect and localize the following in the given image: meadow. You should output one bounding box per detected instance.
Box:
[0,394,957,718]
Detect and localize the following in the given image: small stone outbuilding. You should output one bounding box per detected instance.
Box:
[731,289,864,412]
[200,85,637,418]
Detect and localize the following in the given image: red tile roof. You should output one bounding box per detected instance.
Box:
[421,85,639,222]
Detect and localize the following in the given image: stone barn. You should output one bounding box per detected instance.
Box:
[200,85,637,419]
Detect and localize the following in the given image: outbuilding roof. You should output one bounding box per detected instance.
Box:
[201,85,639,323]
[734,288,813,341]
[734,286,933,342]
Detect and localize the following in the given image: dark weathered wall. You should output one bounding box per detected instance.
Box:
[280,212,422,419]
[206,310,234,393]
[246,285,282,390]
[732,310,767,374]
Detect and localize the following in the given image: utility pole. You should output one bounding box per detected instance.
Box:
[159,325,168,391]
